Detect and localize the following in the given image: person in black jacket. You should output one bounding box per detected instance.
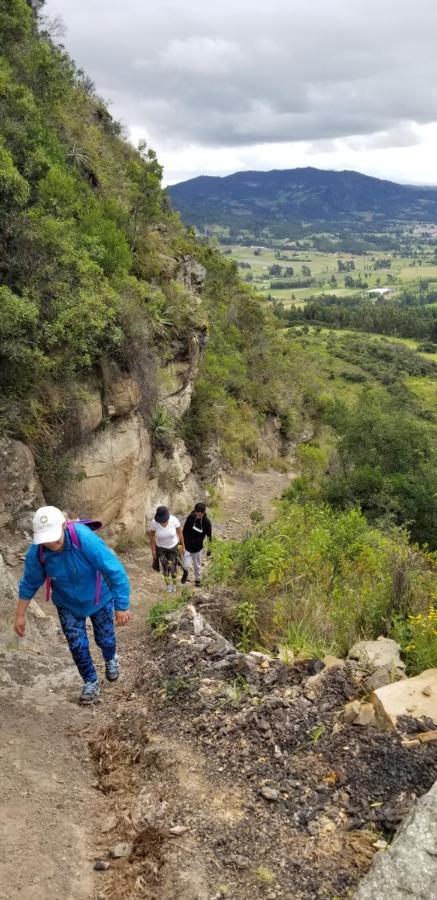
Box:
[181,502,212,586]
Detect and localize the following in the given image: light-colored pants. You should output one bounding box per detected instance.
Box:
[183,550,203,581]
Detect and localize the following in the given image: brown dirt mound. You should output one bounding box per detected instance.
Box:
[122,606,437,898]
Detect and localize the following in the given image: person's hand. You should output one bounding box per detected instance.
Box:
[14,610,26,637]
[115,610,130,626]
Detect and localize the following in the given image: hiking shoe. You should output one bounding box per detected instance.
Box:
[79,680,101,705]
[165,583,173,593]
[195,580,202,587]
[181,570,189,584]
[105,657,119,682]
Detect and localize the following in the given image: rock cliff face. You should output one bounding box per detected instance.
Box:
[63,412,153,541]
[62,341,202,541]
[54,259,207,540]
[0,438,55,651]
[0,438,44,540]
[0,257,206,552]
[0,307,204,646]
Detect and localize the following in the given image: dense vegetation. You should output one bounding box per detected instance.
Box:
[208,325,437,668]
[0,0,297,482]
[182,253,309,469]
[209,500,436,673]
[279,293,437,341]
[286,330,437,548]
[169,167,437,239]
[1,0,168,437]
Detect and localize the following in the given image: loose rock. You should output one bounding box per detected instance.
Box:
[348,638,405,680]
[323,655,345,669]
[110,841,133,859]
[101,814,118,834]
[94,859,110,871]
[372,669,437,730]
[344,700,361,723]
[260,786,279,801]
[354,703,376,727]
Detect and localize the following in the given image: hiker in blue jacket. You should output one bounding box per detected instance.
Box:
[14,506,130,705]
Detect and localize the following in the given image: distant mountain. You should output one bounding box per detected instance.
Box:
[168,167,437,236]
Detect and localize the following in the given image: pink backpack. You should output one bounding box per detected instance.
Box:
[38,519,103,605]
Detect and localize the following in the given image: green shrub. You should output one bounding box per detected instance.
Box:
[323,387,437,548]
[149,406,175,453]
[148,595,186,629]
[391,606,437,674]
[234,600,259,652]
[208,500,435,657]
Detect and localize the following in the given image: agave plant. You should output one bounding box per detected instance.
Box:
[149,405,174,452]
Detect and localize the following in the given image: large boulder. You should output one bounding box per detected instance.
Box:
[0,550,19,647]
[348,637,406,686]
[0,437,44,565]
[0,438,44,534]
[354,780,437,899]
[0,551,55,653]
[63,413,152,541]
[371,669,437,730]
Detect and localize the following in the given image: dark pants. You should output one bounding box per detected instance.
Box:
[57,601,116,683]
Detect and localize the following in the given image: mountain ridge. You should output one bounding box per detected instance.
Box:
[168,166,437,236]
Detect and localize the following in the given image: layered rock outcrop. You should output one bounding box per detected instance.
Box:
[64,350,202,539]
[59,263,206,539]
[0,439,55,651]
[63,413,153,541]
[355,779,437,899]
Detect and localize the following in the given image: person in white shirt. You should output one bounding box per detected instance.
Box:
[149,506,186,593]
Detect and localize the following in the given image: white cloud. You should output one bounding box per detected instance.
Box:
[45,0,437,184]
[159,37,242,75]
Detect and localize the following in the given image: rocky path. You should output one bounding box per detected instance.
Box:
[0,470,294,900]
[0,626,106,900]
[215,471,293,540]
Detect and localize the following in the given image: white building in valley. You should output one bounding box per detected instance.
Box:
[366,287,394,298]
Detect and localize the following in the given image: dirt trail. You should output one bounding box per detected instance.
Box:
[0,470,293,900]
[216,471,293,540]
[0,633,106,900]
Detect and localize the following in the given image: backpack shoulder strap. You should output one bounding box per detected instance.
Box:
[38,545,51,602]
[66,522,80,548]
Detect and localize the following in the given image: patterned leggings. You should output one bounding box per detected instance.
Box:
[157,546,182,584]
[57,601,116,683]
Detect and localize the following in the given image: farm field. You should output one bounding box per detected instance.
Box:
[223,241,437,305]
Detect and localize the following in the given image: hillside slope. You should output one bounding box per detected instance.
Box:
[168,167,437,236]
[0,0,303,523]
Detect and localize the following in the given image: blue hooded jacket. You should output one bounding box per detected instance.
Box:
[19,525,130,618]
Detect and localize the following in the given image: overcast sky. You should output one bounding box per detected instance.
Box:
[45,0,437,185]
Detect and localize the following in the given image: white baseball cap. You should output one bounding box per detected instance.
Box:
[32,506,66,544]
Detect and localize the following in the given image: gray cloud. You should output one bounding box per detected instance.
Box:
[46,0,437,151]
